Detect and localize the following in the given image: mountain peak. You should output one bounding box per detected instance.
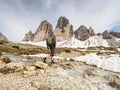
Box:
[102,30,112,39]
[74,25,89,41]
[88,26,95,36]
[0,32,8,42]
[22,30,34,41]
[33,20,53,41]
[54,16,73,41]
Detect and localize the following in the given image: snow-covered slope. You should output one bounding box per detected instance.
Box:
[20,35,120,48]
[74,53,120,72]
[58,36,110,48]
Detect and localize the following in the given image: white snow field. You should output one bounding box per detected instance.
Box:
[74,53,120,72]
[20,35,120,48]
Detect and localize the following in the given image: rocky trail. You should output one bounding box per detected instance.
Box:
[0,42,120,90]
[0,51,120,90]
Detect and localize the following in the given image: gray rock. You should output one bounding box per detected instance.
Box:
[22,30,34,41]
[102,30,112,39]
[54,16,74,41]
[1,56,11,63]
[33,20,53,42]
[74,25,89,41]
[88,27,95,36]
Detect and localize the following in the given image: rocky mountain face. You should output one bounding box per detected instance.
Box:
[22,16,119,43]
[33,20,53,42]
[74,25,89,41]
[22,31,34,41]
[88,27,95,36]
[54,16,74,41]
[74,25,96,41]
[109,31,120,38]
[0,32,8,42]
[102,30,112,39]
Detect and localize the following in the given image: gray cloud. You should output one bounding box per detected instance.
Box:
[0,0,120,41]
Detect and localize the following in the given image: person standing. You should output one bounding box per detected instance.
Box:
[45,32,56,64]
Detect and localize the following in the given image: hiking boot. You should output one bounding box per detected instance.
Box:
[42,57,46,63]
[51,60,55,64]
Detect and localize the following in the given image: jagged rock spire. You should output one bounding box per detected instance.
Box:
[33,20,53,41]
[54,16,73,41]
[22,30,34,41]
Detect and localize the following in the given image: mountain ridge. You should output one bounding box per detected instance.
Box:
[21,16,120,48]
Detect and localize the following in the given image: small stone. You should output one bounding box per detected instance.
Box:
[25,66,36,71]
[0,60,6,69]
[23,71,37,76]
[1,56,11,63]
[39,69,45,73]
[35,61,48,69]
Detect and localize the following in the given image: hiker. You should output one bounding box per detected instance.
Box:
[44,32,56,64]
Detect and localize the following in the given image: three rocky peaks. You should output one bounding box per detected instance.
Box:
[22,16,120,42]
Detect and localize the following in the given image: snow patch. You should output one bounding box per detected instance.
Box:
[58,36,110,48]
[74,53,120,72]
[23,53,64,60]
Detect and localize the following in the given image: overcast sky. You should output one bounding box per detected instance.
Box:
[0,0,120,41]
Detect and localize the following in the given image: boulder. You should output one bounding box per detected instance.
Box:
[33,20,53,41]
[0,62,24,74]
[54,16,74,41]
[74,25,89,41]
[35,61,48,69]
[22,30,34,41]
[0,56,11,63]
[25,65,36,71]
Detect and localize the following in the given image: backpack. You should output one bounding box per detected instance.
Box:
[47,37,53,45]
[47,36,56,45]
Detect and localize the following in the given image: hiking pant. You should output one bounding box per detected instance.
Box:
[49,44,55,57]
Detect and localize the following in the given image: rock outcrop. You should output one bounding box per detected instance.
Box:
[54,16,74,41]
[22,31,34,41]
[35,61,48,69]
[0,62,24,74]
[33,20,53,42]
[102,30,112,39]
[0,32,8,42]
[109,31,120,38]
[74,25,89,41]
[87,27,95,36]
